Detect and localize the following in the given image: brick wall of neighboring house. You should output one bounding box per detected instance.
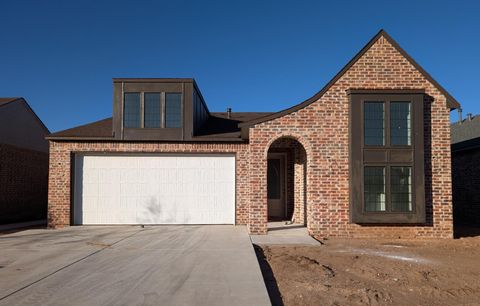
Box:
[0,143,48,224]
[47,141,249,228]
[452,148,480,225]
[248,36,453,238]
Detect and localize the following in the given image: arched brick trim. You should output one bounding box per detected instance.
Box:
[263,134,313,162]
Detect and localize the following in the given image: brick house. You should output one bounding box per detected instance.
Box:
[451,112,480,226]
[0,98,50,224]
[47,30,459,238]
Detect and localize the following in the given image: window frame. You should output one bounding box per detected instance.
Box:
[122,92,183,129]
[349,90,425,224]
[363,100,413,149]
[143,92,162,128]
[123,92,142,128]
[363,165,386,212]
[390,102,412,146]
[363,101,385,146]
[390,165,413,212]
[164,92,183,128]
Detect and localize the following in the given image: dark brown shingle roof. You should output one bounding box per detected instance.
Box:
[47,112,274,141]
[47,118,114,139]
[194,112,274,140]
[0,97,21,107]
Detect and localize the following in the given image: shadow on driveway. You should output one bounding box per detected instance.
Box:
[253,244,284,306]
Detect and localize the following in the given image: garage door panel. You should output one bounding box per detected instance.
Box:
[75,154,235,225]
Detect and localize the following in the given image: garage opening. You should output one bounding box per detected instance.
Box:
[73,154,235,225]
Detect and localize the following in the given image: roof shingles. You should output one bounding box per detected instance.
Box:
[47,112,273,141]
[451,115,480,144]
[0,97,21,107]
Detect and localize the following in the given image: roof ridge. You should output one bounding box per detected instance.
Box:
[0,97,22,107]
[239,29,460,128]
[0,98,50,133]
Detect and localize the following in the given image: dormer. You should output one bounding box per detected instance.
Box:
[112,78,209,141]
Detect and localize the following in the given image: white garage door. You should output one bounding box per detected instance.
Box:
[74,154,235,225]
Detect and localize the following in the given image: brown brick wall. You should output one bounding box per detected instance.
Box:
[452,148,480,226]
[0,143,48,224]
[247,36,453,238]
[48,35,454,238]
[293,142,307,225]
[47,142,249,227]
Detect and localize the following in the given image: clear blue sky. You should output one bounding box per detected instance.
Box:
[1,0,478,132]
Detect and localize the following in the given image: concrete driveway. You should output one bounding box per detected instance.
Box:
[0,225,270,306]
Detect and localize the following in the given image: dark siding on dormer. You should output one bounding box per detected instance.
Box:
[112,79,192,141]
[192,85,209,136]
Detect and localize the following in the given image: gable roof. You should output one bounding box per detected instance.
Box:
[239,29,460,128]
[0,97,50,134]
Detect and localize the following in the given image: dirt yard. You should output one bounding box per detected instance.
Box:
[255,231,480,306]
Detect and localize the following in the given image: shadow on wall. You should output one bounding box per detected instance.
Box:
[454,226,480,238]
[452,143,480,238]
[72,154,83,225]
[137,197,188,224]
[423,95,434,227]
[0,144,48,225]
[138,197,168,224]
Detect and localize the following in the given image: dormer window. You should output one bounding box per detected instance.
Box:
[113,79,207,141]
[123,93,141,128]
[123,92,182,129]
[165,93,182,128]
[144,93,161,128]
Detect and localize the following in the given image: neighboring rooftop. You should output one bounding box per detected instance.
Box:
[0,97,50,134]
[0,97,50,152]
[451,114,480,144]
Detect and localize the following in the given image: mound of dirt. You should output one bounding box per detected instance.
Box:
[256,235,480,306]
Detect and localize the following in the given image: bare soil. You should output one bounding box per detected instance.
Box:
[255,233,480,306]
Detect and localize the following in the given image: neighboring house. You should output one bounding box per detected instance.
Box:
[0,98,50,224]
[47,30,459,238]
[451,112,480,226]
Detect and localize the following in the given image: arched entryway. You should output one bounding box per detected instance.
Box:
[266,137,308,231]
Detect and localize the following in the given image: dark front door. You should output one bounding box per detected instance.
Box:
[267,154,286,220]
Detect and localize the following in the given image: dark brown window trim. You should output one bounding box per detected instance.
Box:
[347,89,426,95]
[349,90,425,224]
